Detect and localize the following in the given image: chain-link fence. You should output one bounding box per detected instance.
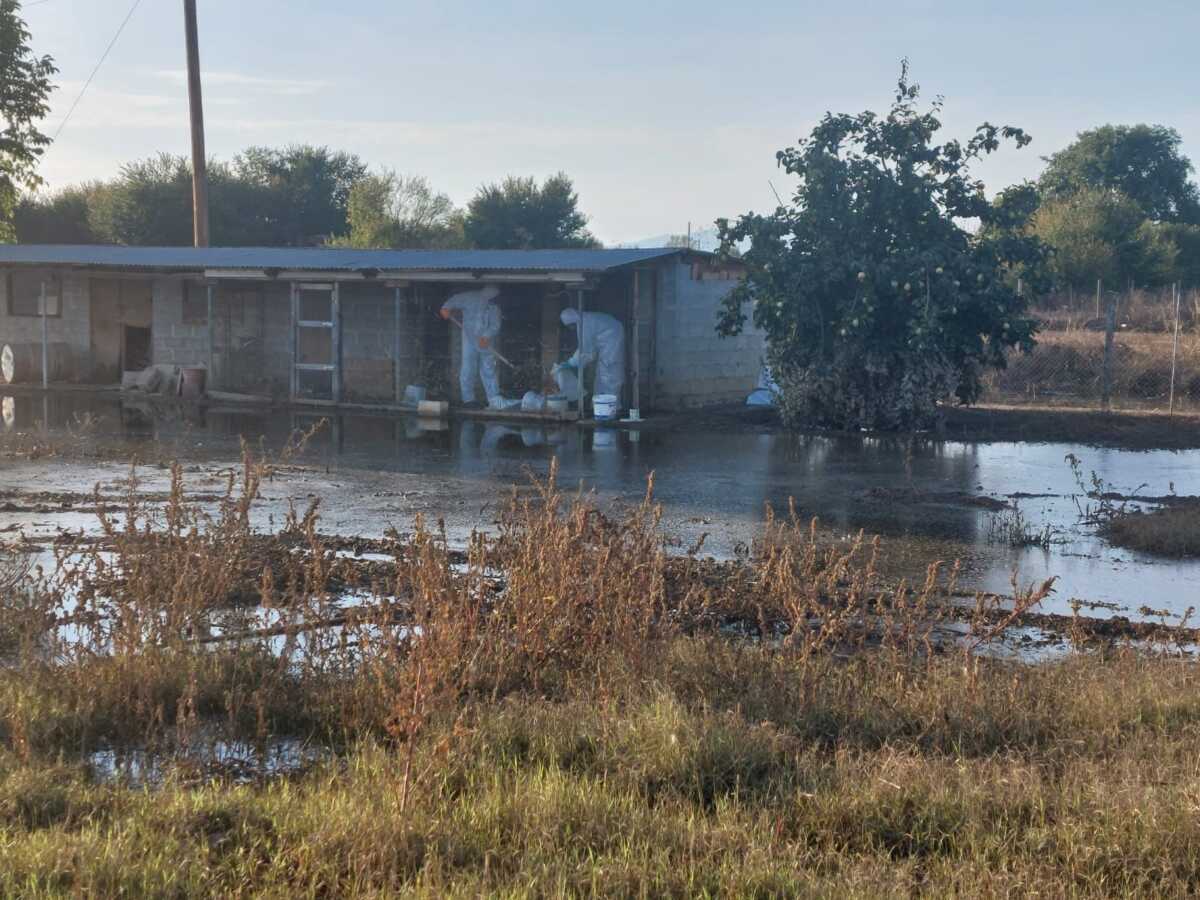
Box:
[982,285,1200,413]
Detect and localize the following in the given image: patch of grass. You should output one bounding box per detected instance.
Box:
[987,503,1060,549]
[3,654,1200,896]
[1102,501,1200,558]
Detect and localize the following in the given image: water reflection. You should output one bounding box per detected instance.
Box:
[3,393,1199,616]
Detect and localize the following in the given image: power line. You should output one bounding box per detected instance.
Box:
[49,0,143,144]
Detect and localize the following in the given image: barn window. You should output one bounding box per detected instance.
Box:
[6,270,61,317]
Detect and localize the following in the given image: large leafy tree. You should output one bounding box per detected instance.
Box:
[717,65,1046,431]
[1039,125,1200,224]
[87,154,261,246]
[335,171,465,249]
[464,173,598,249]
[1032,187,1176,291]
[0,0,57,242]
[234,145,366,245]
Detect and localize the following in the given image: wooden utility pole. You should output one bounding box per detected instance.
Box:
[183,0,210,247]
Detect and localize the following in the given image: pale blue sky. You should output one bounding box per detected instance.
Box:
[22,0,1200,244]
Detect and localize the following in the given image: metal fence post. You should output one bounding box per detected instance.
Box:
[1101,288,1117,411]
[1169,282,1182,415]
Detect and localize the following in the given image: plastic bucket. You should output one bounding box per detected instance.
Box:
[592,394,619,421]
[404,384,427,405]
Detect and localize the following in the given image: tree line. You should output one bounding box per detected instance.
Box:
[13,149,599,251]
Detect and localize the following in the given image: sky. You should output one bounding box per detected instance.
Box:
[19,0,1200,246]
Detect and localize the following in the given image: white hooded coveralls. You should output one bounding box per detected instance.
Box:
[442,285,502,404]
[560,308,625,399]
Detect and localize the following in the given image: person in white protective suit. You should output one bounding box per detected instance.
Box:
[440,285,502,406]
[555,308,625,402]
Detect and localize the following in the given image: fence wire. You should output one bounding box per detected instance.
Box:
[982,286,1200,413]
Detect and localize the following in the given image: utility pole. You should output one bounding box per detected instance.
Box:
[183,0,210,247]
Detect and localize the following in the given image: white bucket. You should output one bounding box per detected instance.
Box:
[592,394,619,421]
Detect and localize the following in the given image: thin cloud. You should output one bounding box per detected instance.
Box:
[154,69,332,95]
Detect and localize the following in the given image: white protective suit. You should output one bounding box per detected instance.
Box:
[441,285,502,404]
[558,308,625,399]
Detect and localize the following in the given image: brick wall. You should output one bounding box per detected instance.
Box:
[0,269,91,380]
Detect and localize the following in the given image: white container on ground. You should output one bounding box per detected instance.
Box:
[592,394,619,421]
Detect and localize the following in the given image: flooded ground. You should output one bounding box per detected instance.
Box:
[2,391,1198,620]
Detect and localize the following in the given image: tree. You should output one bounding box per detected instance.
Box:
[464,173,598,249]
[14,183,100,243]
[86,153,273,246]
[716,65,1046,431]
[87,154,195,245]
[0,0,57,241]
[335,171,465,249]
[58,146,368,246]
[234,145,367,245]
[1032,187,1176,291]
[1039,125,1200,224]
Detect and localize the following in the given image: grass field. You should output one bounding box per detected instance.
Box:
[2,453,1200,896]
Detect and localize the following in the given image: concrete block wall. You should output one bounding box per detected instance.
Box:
[653,261,764,409]
[0,269,91,380]
[151,277,209,368]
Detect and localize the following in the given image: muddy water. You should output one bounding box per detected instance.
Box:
[2,392,1198,619]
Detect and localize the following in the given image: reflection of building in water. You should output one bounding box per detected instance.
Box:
[0,245,760,417]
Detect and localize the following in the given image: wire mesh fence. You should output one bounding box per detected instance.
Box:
[982,284,1200,413]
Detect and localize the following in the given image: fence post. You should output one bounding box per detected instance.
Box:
[1169,282,1182,415]
[1101,288,1117,411]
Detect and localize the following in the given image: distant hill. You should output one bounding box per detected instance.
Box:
[618,227,722,252]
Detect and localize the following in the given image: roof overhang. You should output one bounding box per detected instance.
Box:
[202,268,589,284]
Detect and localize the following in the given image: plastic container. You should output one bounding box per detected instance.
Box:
[404,384,427,405]
[546,395,569,414]
[521,391,546,412]
[592,394,619,421]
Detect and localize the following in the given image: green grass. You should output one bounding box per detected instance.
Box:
[4,648,1200,896]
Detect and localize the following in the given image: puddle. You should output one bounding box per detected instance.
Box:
[2,393,1198,620]
[88,736,328,786]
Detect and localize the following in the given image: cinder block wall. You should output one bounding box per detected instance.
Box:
[0,269,91,380]
[653,261,765,409]
[151,278,206,368]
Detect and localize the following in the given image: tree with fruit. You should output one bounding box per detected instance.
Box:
[716,64,1046,430]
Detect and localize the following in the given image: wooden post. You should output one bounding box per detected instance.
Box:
[331,283,341,403]
[393,286,402,405]
[1169,282,1182,415]
[1101,288,1117,411]
[183,0,210,247]
[629,269,641,420]
[289,283,298,400]
[40,280,48,388]
[1095,279,1101,320]
[206,282,215,390]
[576,287,586,404]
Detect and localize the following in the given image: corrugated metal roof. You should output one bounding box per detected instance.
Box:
[0,245,685,273]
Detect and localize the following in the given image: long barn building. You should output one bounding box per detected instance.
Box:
[0,245,763,414]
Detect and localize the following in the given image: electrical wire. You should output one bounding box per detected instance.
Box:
[49,0,144,144]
